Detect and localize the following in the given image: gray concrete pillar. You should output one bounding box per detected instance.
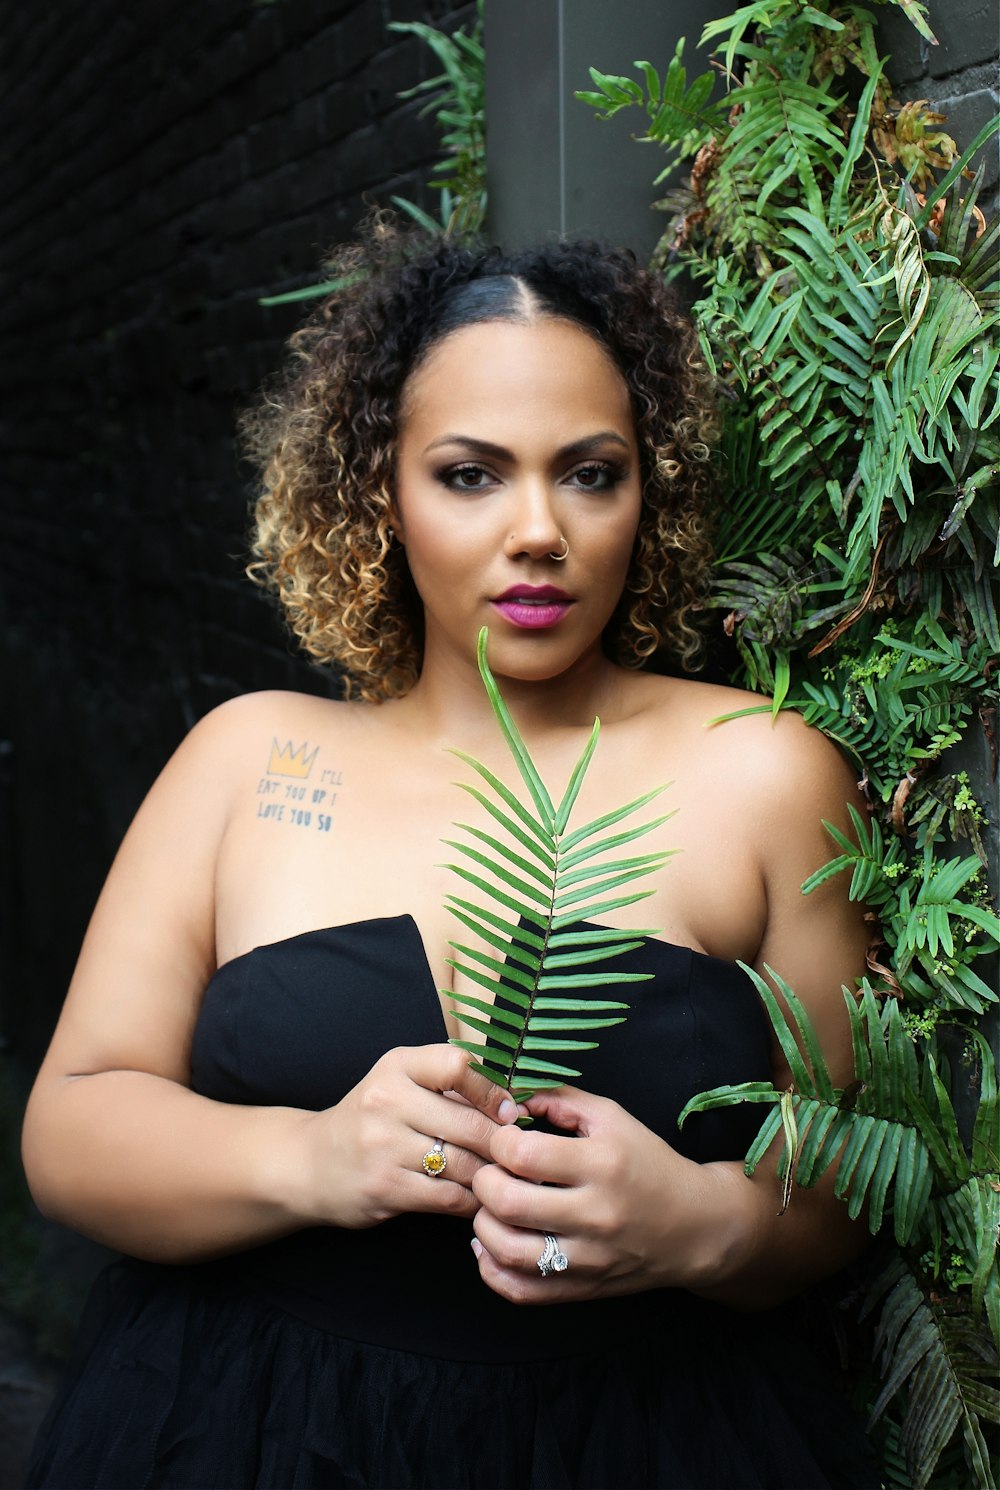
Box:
[484,0,720,255]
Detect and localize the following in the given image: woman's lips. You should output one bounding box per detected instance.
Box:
[491,587,575,630]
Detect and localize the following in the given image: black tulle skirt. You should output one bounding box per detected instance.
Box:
[27,1255,878,1490]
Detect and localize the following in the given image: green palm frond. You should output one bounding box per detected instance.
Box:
[442,630,673,1103]
[681,965,999,1484]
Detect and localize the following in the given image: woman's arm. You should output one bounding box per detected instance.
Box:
[22,697,515,1263]
[686,710,873,1306]
[469,711,874,1309]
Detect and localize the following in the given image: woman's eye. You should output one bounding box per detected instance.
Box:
[571,462,622,491]
[443,464,492,491]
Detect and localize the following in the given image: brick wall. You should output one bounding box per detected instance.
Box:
[878,3,999,212]
[0,0,473,1057]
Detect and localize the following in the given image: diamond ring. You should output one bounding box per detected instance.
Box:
[536,1232,569,1275]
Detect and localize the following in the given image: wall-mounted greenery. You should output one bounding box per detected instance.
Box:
[578,2,998,1485]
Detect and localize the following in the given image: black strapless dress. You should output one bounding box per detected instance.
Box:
[27,915,877,1489]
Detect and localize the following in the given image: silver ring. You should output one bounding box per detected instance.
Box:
[536,1232,569,1275]
[421,1138,447,1177]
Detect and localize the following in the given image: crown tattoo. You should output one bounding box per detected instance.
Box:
[267,739,319,779]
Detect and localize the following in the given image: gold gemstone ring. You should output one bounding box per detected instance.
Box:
[421,1139,447,1177]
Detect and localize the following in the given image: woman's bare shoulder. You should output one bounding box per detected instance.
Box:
[191,687,363,736]
[173,689,370,766]
[114,692,375,854]
[633,672,859,809]
[636,675,869,996]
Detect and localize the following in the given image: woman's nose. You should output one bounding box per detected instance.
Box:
[503,481,564,559]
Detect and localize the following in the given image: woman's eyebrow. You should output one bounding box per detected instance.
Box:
[559,431,631,460]
[422,431,632,460]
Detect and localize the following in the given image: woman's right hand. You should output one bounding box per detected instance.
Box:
[294,1044,523,1230]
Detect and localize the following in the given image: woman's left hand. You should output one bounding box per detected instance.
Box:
[469,1084,733,1304]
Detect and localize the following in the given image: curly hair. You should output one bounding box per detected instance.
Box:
[244,215,718,702]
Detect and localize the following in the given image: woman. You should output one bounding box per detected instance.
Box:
[24,224,877,1488]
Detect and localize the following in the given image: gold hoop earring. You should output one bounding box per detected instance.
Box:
[549,537,569,562]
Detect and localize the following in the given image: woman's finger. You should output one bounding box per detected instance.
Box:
[396,1045,528,1165]
[488,1088,633,1192]
[519,1084,616,1137]
[472,1159,576,1232]
[378,1127,491,1219]
[405,1086,518,1165]
[469,1233,596,1306]
[472,1208,592,1275]
[409,1131,486,1189]
[486,1117,598,1186]
[401,1044,525,1122]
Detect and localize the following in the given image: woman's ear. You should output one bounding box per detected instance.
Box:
[387,489,405,546]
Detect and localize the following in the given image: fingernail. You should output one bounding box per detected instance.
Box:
[498,1099,516,1122]
[470,1238,483,1259]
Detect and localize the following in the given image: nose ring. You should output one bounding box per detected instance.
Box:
[549,537,570,562]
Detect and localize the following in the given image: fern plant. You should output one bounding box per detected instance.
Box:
[864,1252,1000,1490]
[387,0,486,239]
[442,628,673,1103]
[578,1,999,1484]
[259,4,486,308]
[679,973,1000,1479]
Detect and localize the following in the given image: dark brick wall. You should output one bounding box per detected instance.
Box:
[0,0,473,1059]
[878,3,999,211]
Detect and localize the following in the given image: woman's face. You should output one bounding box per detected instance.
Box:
[393,316,643,684]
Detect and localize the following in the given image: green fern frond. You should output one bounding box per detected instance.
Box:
[442,629,672,1103]
[387,1,486,238]
[678,976,986,1243]
[864,1255,1000,1490]
[700,1,805,82]
[884,0,937,45]
[869,1413,970,1490]
[936,1176,1000,1347]
[576,40,724,151]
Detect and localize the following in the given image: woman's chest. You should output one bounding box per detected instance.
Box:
[191,913,773,1163]
[215,712,769,980]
